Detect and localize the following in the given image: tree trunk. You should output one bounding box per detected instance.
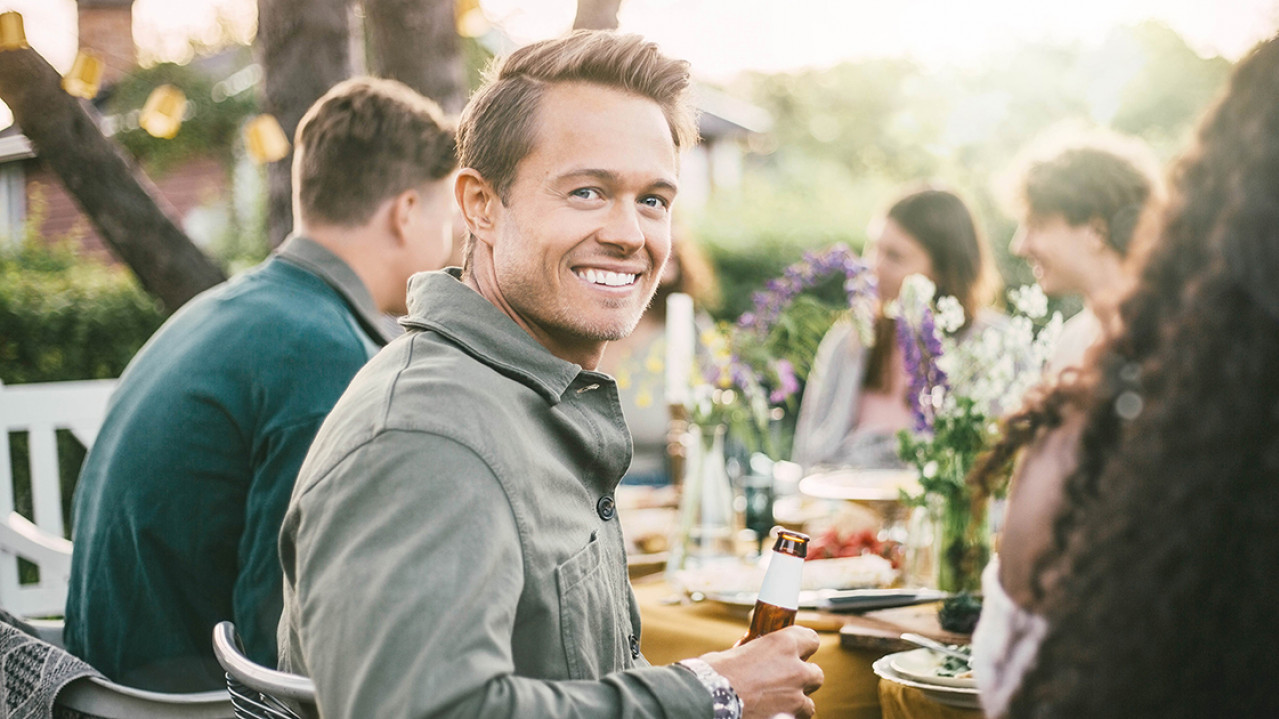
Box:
[363,0,466,113]
[573,0,623,30]
[0,48,225,313]
[256,0,353,247]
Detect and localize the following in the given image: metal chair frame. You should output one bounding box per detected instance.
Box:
[211,621,317,719]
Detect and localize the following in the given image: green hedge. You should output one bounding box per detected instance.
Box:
[0,242,164,385]
[1,238,163,564]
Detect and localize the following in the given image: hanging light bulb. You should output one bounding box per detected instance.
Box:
[244,114,291,164]
[62,50,105,99]
[455,0,489,38]
[0,11,29,51]
[139,84,187,139]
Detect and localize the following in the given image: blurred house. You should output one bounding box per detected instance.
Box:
[0,0,249,257]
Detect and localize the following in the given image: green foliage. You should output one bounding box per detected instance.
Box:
[107,52,258,174]
[0,199,164,384]
[695,166,887,320]
[695,22,1232,308]
[939,592,983,634]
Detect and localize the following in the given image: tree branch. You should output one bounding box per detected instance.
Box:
[0,48,226,313]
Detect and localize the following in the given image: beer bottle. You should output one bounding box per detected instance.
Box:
[742,529,810,643]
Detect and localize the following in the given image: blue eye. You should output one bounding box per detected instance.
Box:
[571,188,601,200]
[640,195,669,209]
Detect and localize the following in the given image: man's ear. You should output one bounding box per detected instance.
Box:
[388,187,421,245]
[456,169,499,248]
[1087,218,1110,253]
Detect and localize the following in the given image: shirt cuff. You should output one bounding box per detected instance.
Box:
[677,658,743,719]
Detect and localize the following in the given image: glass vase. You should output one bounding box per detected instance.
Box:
[666,423,738,581]
[928,492,991,593]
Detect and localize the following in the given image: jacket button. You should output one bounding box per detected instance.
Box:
[596,495,616,521]
[629,634,640,659]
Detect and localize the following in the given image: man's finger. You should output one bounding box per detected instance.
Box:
[804,662,825,694]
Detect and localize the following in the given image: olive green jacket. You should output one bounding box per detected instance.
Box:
[278,269,710,718]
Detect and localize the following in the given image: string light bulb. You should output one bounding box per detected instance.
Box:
[0,11,29,51]
[62,50,105,99]
[455,0,489,38]
[244,114,291,164]
[139,84,187,139]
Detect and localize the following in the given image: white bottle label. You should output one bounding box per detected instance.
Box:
[756,551,804,610]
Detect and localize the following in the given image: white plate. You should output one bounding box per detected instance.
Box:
[799,468,919,502]
[888,647,976,689]
[872,654,982,710]
[703,588,949,613]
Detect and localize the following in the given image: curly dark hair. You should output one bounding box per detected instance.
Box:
[972,35,1279,718]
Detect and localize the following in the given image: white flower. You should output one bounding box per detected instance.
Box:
[1009,283,1050,320]
[897,274,937,324]
[935,295,966,334]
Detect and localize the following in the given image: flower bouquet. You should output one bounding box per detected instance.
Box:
[893,275,1062,592]
[667,246,875,572]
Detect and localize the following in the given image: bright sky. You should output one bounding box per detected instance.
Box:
[1,0,1276,119]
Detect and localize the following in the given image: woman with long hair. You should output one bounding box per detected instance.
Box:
[793,187,998,470]
[971,34,1279,719]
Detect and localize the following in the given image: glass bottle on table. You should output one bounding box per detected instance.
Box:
[742,529,810,643]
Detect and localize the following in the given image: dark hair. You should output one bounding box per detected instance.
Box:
[456,30,698,271]
[865,187,997,390]
[976,35,1279,719]
[293,77,456,228]
[1012,133,1161,256]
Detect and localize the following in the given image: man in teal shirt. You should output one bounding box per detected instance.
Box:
[65,77,457,691]
[279,32,824,719]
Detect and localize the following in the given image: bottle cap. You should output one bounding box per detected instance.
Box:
[772,528,809,558]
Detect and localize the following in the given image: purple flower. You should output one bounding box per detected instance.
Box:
[737,245,874,338]
[769,359,800,404]
[897,302,949,433]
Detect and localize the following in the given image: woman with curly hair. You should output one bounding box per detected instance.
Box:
[970,34,1279,718]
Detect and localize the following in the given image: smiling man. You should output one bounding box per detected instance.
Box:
[276,31,823,719]
[1006,131,1162,372]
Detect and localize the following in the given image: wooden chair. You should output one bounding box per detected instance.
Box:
[212,622,317,719]
[0,378,117,618]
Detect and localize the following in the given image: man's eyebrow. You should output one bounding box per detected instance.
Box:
[553,168,679,194]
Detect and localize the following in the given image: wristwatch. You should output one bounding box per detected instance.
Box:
[677,658,743,719]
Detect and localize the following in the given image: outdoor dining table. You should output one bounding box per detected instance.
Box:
[632,576,983,719]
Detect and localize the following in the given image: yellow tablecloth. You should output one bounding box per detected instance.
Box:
[878,682,983,719]
[632,578,882,719]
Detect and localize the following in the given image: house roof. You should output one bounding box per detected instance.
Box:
[0,131,34,162]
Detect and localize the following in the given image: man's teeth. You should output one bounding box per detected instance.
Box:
[578,269,638,287]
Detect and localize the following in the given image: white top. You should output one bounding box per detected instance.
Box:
[971,557,1049,718]
[1047,308,1102,376]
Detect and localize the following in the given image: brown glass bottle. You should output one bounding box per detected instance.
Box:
[742,529,810,643]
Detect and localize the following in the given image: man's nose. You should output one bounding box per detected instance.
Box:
[1009,228,1028,257]
[599,201,646,252]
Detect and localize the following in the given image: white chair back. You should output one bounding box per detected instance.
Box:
[0,378,117,617]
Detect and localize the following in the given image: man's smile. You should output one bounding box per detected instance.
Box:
[573,267,642,288]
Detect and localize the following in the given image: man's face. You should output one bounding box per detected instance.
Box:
[1009,213,1099,297]
[483,82,678,362]
[868,217,935,303]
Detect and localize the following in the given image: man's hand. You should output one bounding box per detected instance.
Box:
[699,626,824,719]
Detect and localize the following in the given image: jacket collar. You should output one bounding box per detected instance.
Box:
[399,269,586,405]
[275,235,396,345]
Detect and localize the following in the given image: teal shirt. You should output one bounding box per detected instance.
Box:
[278,270,709,718]
[65,237,390,691]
